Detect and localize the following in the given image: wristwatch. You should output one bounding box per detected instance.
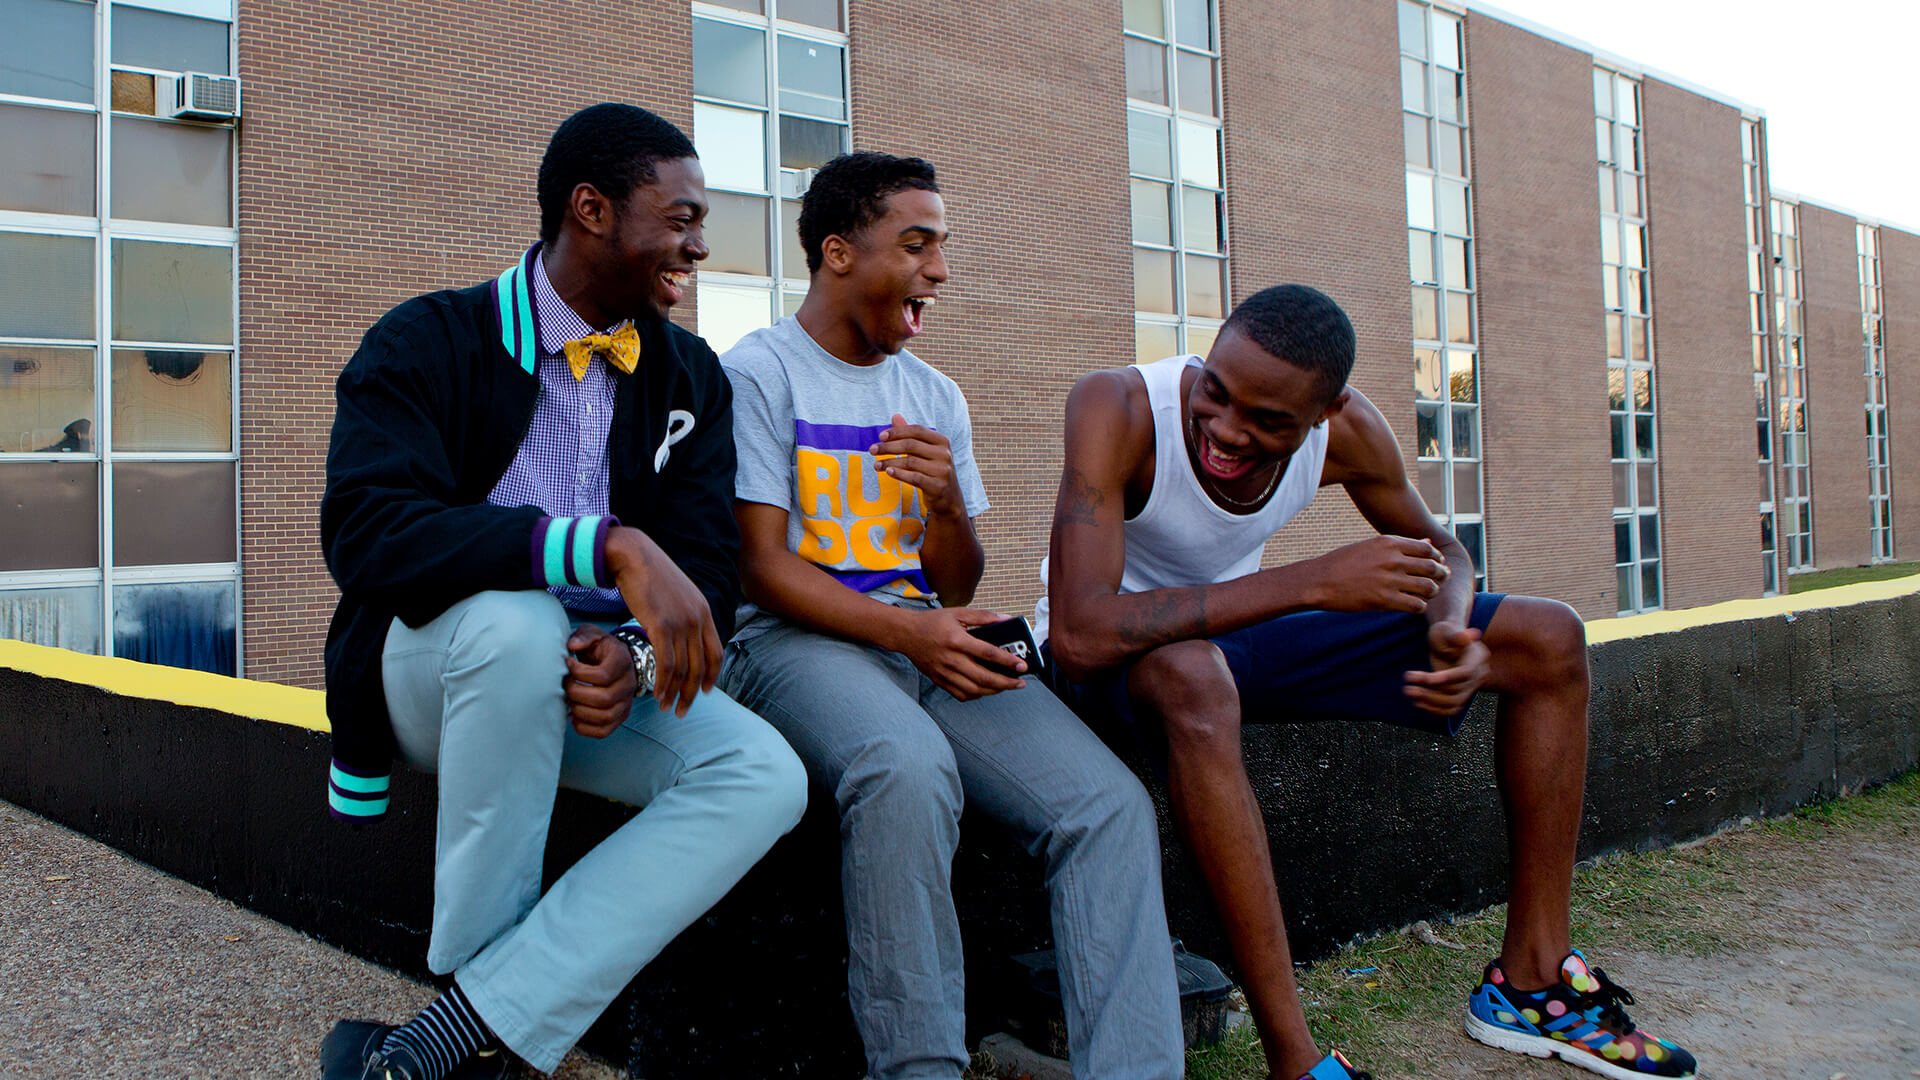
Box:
[609,625,657,697]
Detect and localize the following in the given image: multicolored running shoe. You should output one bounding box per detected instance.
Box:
[1465,950,1696,1078]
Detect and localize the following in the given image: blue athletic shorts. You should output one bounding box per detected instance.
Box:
[1050,593,1505,765]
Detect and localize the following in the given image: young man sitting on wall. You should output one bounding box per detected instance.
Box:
[1039,284,1697,1080]
[716,151,1187,1080]
[317,103,806,1079]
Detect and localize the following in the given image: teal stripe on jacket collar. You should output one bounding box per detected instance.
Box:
[493,244,540,375]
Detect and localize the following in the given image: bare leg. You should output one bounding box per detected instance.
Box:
[1480,596,1591,990]
[1130,641,1323,1080]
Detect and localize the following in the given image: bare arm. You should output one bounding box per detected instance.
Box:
[736,501,1026,701]
[868,413,984,605]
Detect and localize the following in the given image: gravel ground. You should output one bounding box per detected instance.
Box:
[0,800,620,1080]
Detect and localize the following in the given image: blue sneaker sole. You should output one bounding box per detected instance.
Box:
[1465,1010,1695,1080]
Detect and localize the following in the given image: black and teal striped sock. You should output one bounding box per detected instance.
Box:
[380,983,497,1080]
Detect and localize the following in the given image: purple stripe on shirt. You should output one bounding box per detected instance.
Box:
[827,567,932,595]
[793,420,894,453]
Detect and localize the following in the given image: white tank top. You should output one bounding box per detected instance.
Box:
[1035,354,1328,644]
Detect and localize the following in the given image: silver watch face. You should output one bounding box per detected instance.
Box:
[633,641,657,695]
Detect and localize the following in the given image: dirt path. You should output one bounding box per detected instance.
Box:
[0,801,618,1080]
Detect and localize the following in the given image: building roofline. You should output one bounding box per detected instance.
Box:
[1776,189,1920,237]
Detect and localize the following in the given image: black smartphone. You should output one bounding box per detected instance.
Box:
[966,616,1042,677]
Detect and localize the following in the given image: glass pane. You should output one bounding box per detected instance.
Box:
[1404,113,1430,168]
[0,232,94,340]
[1411,286,1437,340]
[1455,521,1485,576]
[1125,36,1167,105]
[693,18,767,106]
[0,461,97,570]
[1175,119,1220,188]
[696,281,771,354]
[777,35,846,121]
[781,198,806,281]
[1128,110,1172,180]
[112,239,233,345]
[1416,402,1441,456]
[1445,292,1471,343]
[1398,1,1426,58]
[1414,347,1442,401]
[1447,348,1476,402]
[1133,248,1176,314]
[1451,462,1480,514]
[1606,314,1623,359]
[1409,229,1435,284]
[1437,72,1463,123]
[704,0,762,11]
[696,190,770,276]
[778,114,844,170]
[1637,463,1656,506]
[1628,317,1648,362]
[1625,268,1645,314]
[0,103,95,216]
[1607,367,1626,410]
[110,117,233,227]
[1598,165,1615,213]
[1184,254,1224,319]
[1616,78,1639,127]
[0,344,94,453]
[113,579,236,676]
[1632,368,1652,411]
[1602,266,1621,311]
[1614,519,1631,563]
[1611,414,1626,460]
[1123,0,1163,38]
[1135,321,1178,365]
[112,460,236,566]
[693,102,768,193]
[1,0,95,102]
[1640,560,1659,608]
[1402,58,1427,112]
[1439,122,1467,178]
[0,584,101,653]
[780,287,804,318]
[1614,563,1632,611]
[1175,50,1217,117]
[1432,242,1471,298]
[1612,462,1628,509]
[1172,0,1210,49]
[1624,178,1644,222]
[1417,460,1446,514]
[111,348,229,451]
[1181,186,1221,253]
[1406,172,1434,230]
[1185,323,1218,358]
[1131,180,1172,246]
[112,6,229,75]
[1432,13,1461,69]
[1639,513,1660,560]
[778,0,842,31]
[1600,222,1619,265]
[1451,404,1478,458]
[1623,225,1644,268]
[1438,179,1469,235]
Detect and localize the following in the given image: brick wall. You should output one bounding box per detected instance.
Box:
[1798,202,1869,570]
[1222,0,1411,569]
[1879,227,1920,562]
[236,0,693,685]
[845,0,1133,616]
[1639,80,1760,608]
[1465,16,1615,618]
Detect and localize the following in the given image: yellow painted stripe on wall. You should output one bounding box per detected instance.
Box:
[0,638,328,733]
[1,573,1915,733]
[1584,574,1920,644]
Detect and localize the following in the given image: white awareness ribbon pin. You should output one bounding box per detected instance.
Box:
[654,410,695,472]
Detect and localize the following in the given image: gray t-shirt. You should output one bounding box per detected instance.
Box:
[722,316,990,640]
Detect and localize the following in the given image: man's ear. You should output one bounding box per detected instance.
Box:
[1316,386,1352,427]
[568,182,616,239]
[820,232,857,275]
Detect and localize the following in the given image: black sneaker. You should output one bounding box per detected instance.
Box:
[319,1020,513,1080]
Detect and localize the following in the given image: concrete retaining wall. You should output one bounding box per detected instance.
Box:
[3,580,1917,1077]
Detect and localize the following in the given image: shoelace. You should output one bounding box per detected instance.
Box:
[1581,965,1639,1035]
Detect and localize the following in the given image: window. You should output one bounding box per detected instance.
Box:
[1860,223,1894,562]
[0,0,239,675]
[1596,67,1660,614]
[1126,0,1224,363]
[1743,118,1779,595]
[1400,1,1484,589]
[690,0,848,354]
[1772,198,1812,572]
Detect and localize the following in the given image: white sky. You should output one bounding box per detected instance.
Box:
[1475,0,1919,231]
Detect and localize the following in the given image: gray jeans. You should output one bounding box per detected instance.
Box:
[719,620,1184,1080]
[382,590,808,1071]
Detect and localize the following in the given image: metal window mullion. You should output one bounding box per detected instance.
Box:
[93,0,117,653]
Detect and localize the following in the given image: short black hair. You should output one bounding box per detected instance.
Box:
[798,152,940,274]
[537,103,697,245]
[1221,285,1356,401]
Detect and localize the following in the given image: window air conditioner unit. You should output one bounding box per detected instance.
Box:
[159,72,242,122]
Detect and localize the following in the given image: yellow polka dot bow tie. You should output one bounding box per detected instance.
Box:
[561,322,640,381]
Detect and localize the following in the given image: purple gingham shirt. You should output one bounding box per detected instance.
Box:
[487,252,626,613]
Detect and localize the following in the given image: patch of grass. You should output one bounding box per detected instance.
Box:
[1786,561,1920,593]
[1769,767,1920,839]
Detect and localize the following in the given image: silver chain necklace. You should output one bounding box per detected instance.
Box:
[1191,416,1283,508]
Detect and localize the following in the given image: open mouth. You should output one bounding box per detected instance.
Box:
[903,295,936,336]
[660,269,693,306]
[1196,428,1259,481]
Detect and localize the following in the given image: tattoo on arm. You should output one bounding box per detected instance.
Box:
[1115,587,1206,648]
[1059,467,1105,527]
